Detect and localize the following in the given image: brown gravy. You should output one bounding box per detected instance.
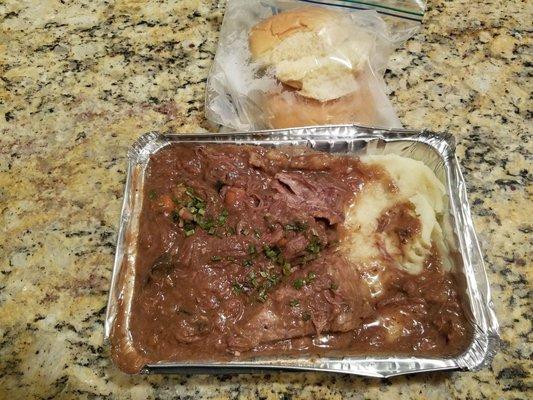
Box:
[111,144,471,373]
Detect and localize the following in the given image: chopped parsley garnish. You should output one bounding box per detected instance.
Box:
[248,272,259,288]
[267,274,279,285]
[306,236,321,254]
[197,217,215,231]
[211,255,222,262]
[217,209,228,226]
[171,187,217,237]
[254,229,261,238]
[257,288,267,302]
[263,245,286,266]
[292,272,315,289]
[282,262,292,276]
[248,244,257,255]
[289,299,300,307]
[183,221,195,231]
[232,282,244,294]
[330,282,339,290]
[185,187,199,199]
[257,270,279,288]
[185,188,206,216]
[243,259,253,268]
[302,312,311,321]
[148,189,157,200]
[293,278,305,290]
[188,202,204,215]
[263,245,280,261]
[285,221,307,232]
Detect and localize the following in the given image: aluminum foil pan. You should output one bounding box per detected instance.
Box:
[104,125,499,377]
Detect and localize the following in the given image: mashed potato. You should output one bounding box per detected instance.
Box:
[341,154,451,296]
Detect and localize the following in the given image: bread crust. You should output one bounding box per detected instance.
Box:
[249,7,340,59]
[264,83,378,129]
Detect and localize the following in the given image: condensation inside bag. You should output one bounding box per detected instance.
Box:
[205,0,425,131]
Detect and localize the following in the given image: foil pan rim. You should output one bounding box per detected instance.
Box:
[104,125,499,377]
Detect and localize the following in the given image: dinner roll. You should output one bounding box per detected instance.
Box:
[249,7,341,59]
[264,78,379,129]
[249,7,372,102]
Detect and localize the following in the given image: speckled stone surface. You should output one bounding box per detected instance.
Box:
[0,0,531,398]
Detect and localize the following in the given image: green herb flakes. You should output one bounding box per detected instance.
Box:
[257,288,267,302]
[289,299,300,307]
[248,244,257,255]
[248,272,259,288]
[267,274,279,285]
[263,245,280,261]
[285,221,307,232]
[148,189,157,200]
[293,278,305,290]
[185,187,199,199]
[306,236,321,254]
[232,282,244,294]
[282,262,292,276]
[217,209,228,226]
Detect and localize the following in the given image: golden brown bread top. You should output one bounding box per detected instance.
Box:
[249,7,342,59]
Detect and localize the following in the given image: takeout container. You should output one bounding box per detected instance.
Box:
[104,125,499,377]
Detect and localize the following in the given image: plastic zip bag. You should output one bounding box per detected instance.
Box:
[205,0,426,131]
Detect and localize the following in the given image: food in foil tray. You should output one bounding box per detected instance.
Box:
[110,144,472,373]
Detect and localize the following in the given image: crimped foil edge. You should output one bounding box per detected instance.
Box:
[105,125,499,376]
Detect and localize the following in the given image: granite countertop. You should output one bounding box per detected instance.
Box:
[1,0,531,398]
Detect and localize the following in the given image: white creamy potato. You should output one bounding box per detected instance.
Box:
[341,154,451,297]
